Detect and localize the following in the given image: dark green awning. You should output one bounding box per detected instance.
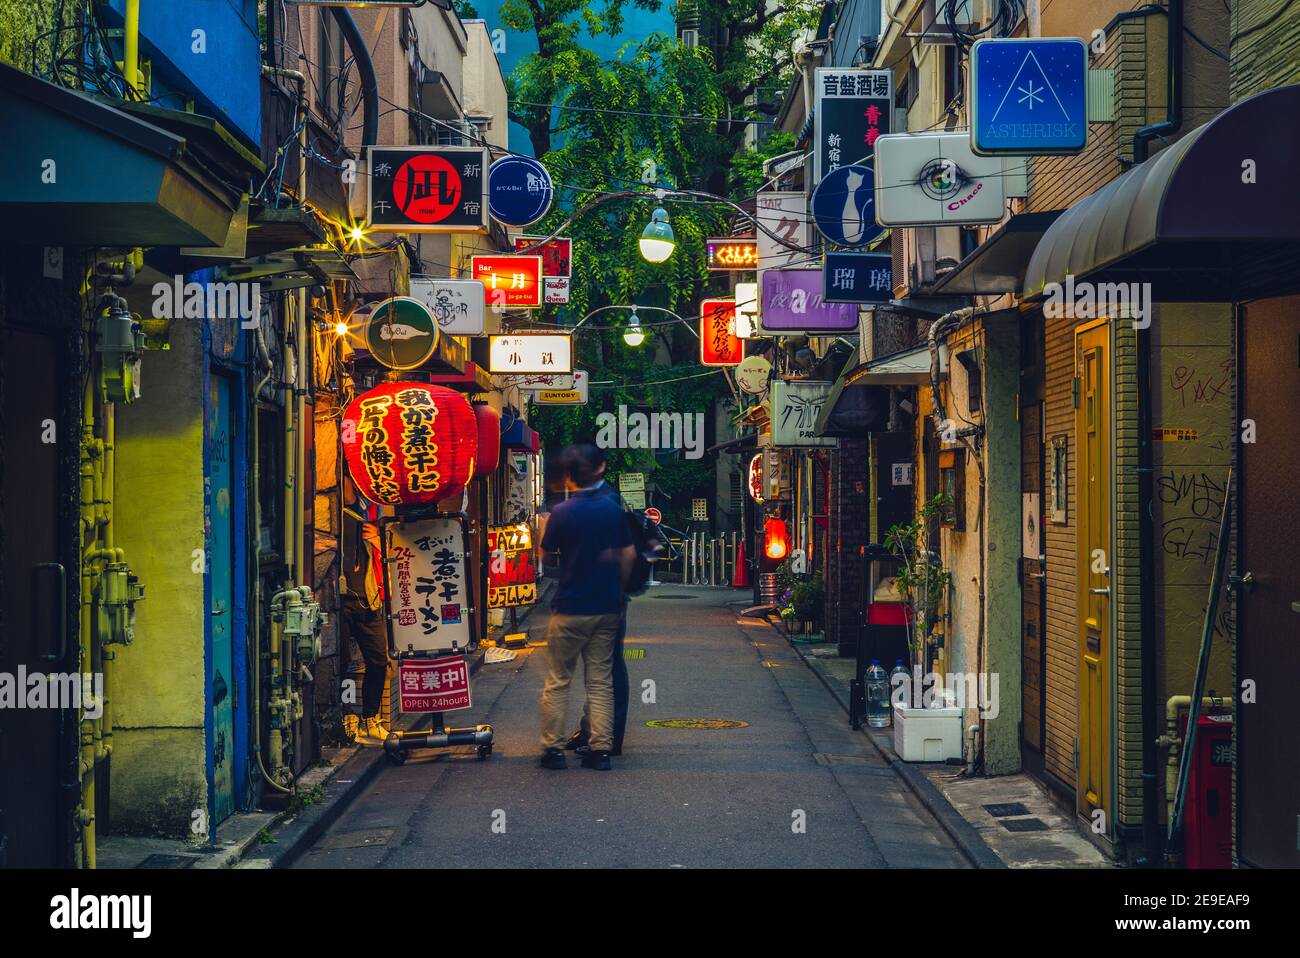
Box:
[0,62,240,247]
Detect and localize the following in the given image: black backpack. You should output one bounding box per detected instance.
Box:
[622,506,666,596]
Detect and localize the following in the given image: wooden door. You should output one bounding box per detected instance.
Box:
[1238,298,1300,867]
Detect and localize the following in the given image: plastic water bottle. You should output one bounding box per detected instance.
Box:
[865,659,890,728]
[890,659,912,712]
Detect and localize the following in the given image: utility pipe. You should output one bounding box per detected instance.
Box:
[330,9,378,148]
[1132,0,1183,163]
[123,0,141,97]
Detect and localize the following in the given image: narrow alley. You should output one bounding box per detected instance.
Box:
[296,586,967,869]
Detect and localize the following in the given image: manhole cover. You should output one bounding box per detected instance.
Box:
[135,854,199,869]
[653,595,697,600]
[646,718,749,730]
[983,802,1031,818]
[1000,817,1050,833]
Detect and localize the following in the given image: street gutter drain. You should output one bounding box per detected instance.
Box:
[135,854,199,869]
[999,817,1050,833]
[983,802,1031,818]
[646,718,749,730]
[652,594,698,600]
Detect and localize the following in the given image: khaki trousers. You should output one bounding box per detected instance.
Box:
[540,612,621,752]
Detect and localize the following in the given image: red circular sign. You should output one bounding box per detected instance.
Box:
[392,154,462,224]
[644,507,662,525]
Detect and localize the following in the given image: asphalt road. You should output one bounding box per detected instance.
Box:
[295,584,969,869]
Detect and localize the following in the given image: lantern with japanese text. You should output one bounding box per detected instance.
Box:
[342,382,477,506]
[764,518,788,560]
[748,453,765,503]
[472,403,501,477]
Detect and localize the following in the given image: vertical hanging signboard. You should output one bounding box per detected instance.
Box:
[384,514,473,655]
[813,69,893,189]
[488,525,537,608]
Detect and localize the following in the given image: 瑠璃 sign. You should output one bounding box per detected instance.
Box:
[699,299,742,367]
[408,277,485,336]
[970,38,1087,155]
[707,239,759,271]
[488,525,537,609]
[385,515,472,654]
[760,268,859,333]
[367,146,488,232]
[471,255,543,309]
[771,380,835,447]
[822,252,893,304]
[489,334,573,375]
[813,69,892,187]
[398,655,471,714]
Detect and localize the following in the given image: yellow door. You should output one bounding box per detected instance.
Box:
[1075,321,1111,830]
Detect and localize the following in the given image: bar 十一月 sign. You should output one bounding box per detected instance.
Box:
[471,255,543,309]
[367,146,488,233]
[384,514,473,655]
[813,69,892,188]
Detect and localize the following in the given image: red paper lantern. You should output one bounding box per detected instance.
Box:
[342,382,477,506]
[472,403,501,477]
[764,518,788,561]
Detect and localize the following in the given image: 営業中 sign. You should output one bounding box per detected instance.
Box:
[771,379,835,447]
[408,277,485,336]
[970,38,1087,156]
[813,68,892,187]
[385,514,472,654]
[398,655,471,714]
[488,334,573,374]
[699,299,742,367]
[364,296,439,369]
[760,268,859,333]
[471,255,543,309]
[367,146,488,232]
[823,251,893,304]
[488,155,554,227]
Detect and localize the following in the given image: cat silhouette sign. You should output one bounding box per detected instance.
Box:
[811,163,882,249]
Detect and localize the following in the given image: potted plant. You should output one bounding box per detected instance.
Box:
[884,494,953,672]
[791,574,824,635]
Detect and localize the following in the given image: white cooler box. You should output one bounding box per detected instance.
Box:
[893,704,963,762]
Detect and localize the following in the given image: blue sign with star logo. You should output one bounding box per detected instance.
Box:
[970,38,1087,156]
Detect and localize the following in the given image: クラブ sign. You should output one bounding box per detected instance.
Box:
[771,380,835,447]
[367,146,488,233]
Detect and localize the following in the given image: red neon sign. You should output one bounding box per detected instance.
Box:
[699,298,741,367]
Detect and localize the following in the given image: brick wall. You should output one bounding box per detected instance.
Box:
[828,437,870,655]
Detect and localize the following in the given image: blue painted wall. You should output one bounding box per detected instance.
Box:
[105,0,262,149]
[470,6,676,154]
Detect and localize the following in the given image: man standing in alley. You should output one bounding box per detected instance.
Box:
[538,444,634,771]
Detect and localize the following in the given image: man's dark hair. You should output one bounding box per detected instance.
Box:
[562,443,606,487]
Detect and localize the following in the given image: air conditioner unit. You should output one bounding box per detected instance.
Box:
[909,225,963,289]
[920,0,977,44]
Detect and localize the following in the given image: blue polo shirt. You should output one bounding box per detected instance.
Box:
[541,482,632,615]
